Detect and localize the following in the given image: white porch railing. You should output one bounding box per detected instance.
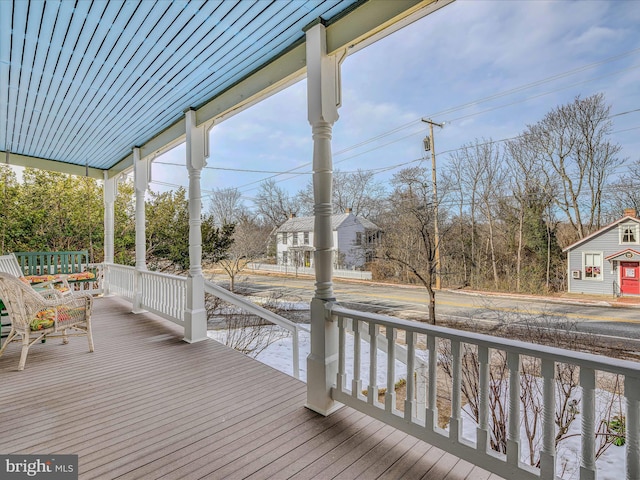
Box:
[204,280,307,379]
[104,264,186,324]
[104,263,135,302]
[248,262,373,280]
[139,269,186,324]
[329,303,640,480]
[103,264,306,380]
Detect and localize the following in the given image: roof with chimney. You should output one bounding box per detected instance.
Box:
[563,209,640,252]
[276,212,379,233]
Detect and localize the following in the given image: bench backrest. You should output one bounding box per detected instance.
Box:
[12,251,89,275]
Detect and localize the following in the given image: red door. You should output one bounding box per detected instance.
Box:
[620,262,640,295]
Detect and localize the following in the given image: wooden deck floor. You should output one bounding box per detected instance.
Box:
[0,296,501,480]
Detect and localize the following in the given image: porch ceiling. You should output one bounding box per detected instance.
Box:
[0,0,450,180]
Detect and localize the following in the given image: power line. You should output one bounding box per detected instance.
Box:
[330,48,640,158]
[148,50,640,196]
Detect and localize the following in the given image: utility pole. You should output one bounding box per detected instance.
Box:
[421,118,444,289]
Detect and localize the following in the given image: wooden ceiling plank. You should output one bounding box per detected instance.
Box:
[31,1,77,155]
[13,1,44,155]
[22,1,59,158]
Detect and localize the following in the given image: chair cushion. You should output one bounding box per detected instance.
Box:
[31,308,56,330]
[30,305,83,331]
[67,272,95,281]
[24,274,58,284]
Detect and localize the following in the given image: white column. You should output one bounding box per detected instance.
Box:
[133,147,150,313]
[305,21,344,416]
[103,173,117,296]
[183,109,208,343]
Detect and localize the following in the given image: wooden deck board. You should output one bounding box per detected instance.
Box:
[0,296,503,480]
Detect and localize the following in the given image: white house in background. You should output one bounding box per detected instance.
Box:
[564,208,640,296]
[275,209,380,270]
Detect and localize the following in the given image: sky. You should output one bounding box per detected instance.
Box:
[151,0,640,210]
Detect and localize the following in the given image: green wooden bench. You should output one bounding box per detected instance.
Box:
[13,251,90,275]
[12,251,100,294]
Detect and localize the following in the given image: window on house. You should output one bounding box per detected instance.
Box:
[282,232,288,244]
[292,232,298,246]
[355,232,362,246]
[620,224,639,244]
[584,253,602,280]
[282,251,288,264]
[303,232,309,244]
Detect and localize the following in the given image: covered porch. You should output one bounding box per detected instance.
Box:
[2,1,640,479]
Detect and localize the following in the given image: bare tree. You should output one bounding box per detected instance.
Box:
[254,178,299,228]
[446,142,491,288]
[527,93,622,241]
[209,187,246,226]
[296,168,387,219]
[449,139,505,289]
[607,158,640,221]
[506,135,556,292]
[375,167,441,323]
[219,215,269,291]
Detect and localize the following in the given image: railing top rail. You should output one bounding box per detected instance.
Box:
[330,303,640,378]
[138,269,187,282]
[204,279,309,334]
[104,263,134,270]
[105,263,186,283]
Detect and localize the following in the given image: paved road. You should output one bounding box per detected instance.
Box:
[229,272,640,342]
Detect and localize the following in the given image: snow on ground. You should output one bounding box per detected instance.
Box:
[207,328,627,479]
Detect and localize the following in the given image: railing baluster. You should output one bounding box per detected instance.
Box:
[386,326,396,413]
[404,330,415,421]
[626,376,640,480]
[337,316,346,391]
[368,322,379,404]
[416,360,427,422]
[426,334,438,431]
[352,319,362,399]
[540,358,556,480]
[507,351,521,467]
[450,340,462,442]
[292,324,300,380]
[477,345,489,453]
[580,367,596,480]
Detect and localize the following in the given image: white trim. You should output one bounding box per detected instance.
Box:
[619,222,640,245]
[582,251,604,281]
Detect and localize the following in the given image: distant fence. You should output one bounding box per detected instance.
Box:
[247,263,372,280]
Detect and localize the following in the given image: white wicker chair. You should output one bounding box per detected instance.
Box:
[0,273,94,370]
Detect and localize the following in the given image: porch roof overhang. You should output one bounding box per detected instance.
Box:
[0,0,452,180]
[605,248,640,262]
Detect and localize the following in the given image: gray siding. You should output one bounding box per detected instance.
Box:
[336,216,366,269]
[567,223,639,295]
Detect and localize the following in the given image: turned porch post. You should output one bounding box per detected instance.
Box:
[183,109,209,343]
[103,172,117,296]
[133,147,150,313]
[305,21,344,416]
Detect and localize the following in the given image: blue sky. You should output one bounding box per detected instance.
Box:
[152,0,640,209]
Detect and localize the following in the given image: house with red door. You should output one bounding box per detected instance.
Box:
[564,208,640,296]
